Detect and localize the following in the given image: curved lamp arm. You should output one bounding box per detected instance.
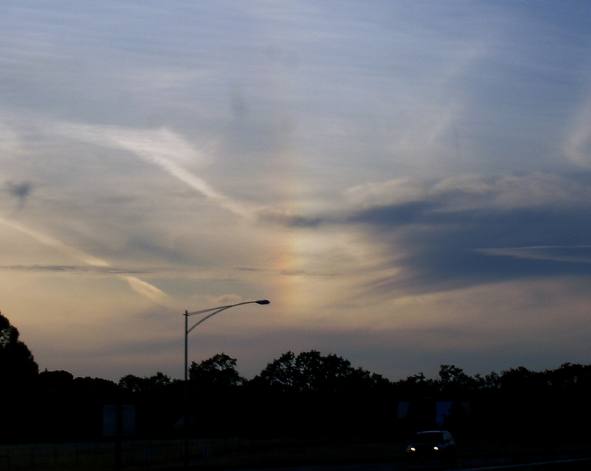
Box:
[185,299,270,334]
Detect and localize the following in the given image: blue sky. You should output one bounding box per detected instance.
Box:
[2,1,591,379]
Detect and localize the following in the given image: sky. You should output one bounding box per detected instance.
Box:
[2,0,591,380]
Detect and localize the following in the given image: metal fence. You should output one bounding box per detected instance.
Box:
[0,438,224,471]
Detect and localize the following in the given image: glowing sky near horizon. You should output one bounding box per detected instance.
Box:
[2,1,591,380]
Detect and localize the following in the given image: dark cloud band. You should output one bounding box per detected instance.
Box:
[0,264,155,275]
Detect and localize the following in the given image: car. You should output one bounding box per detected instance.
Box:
[405,430,457,464]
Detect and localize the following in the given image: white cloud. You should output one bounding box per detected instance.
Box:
[0,216,168,304]
[564,97,591,167]
[0,122,23,159]
[121,275,168,304]
[476,245,591,265]
[346,178,428,208]
[53,122,258,219]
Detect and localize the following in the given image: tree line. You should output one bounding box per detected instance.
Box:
[2,312,591,445]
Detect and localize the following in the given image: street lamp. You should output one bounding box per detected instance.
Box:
[182,299,270,467]
[183,299,270,382]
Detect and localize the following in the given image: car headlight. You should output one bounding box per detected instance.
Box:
[408,447,416,452]
[433,446,439,451]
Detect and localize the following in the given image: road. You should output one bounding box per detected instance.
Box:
[236,456,591,471]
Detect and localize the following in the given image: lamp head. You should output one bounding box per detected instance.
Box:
[256,299,270,305]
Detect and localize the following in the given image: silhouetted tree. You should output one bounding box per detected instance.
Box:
[189,353,243,389]
[38,369,74,392]
[7,337,591,445]
[254,351,299,391]
[294,350,354,392]
[150,371,172,387]
[119,372,171,394]
[0,311,38,383]
[249,351,393,438]
[499,366,546,394]
[119,374,145,394]
[253,350,388,393]
[395,372,435,397]
[437,364,477,396]
[474,371,501,391]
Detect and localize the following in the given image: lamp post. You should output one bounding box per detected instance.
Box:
[182,299,270,467]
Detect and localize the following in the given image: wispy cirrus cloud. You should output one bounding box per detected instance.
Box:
[476,245,591,265]
[564,91,591,168]
[0,264,155,274]
[53,122,259,220]
[346,173,591,211]
[0,217,168,304]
